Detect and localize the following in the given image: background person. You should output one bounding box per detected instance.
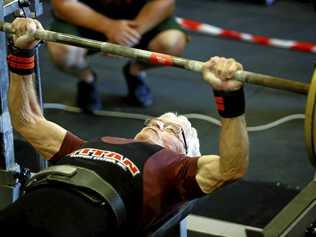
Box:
[48,0,188,112]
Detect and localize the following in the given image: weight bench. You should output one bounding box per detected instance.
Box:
[146,201,197,237]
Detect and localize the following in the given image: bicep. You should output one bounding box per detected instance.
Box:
[18,118,68,160]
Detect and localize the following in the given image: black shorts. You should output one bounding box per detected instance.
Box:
[50,16,187,51]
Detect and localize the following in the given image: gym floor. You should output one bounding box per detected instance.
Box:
[14,0,316,236]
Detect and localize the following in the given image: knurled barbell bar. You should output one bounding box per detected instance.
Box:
[0,21,309,95]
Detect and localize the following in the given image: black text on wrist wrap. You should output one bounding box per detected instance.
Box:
[7,46,35,75]
[213,87,245,118]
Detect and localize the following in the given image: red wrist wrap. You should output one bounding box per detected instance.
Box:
[7,46,35,75]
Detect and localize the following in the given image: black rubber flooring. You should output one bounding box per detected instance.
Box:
[13,0,316,235]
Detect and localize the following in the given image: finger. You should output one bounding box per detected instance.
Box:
[117,37,131,47]
[126,28,141,40]
[109,35,126,46]
[210,56,220,62]
[127,21,139,28]
[11,17,22,29]
[122,32,139,46]
[225,58,236,70]
[126,37,139,47]
[124,27,141,40]
[12,18,28,37]
[221,80,243,91]
[33,19,44,31]
[224,59,239,79]
[226,59,243,79]
[216,58,235,80]
[202,58,216,74]
[15,34,34,48]
[25,20,37,34]
[203,71,223,89]
[214,64,227,80]
[125,35,139,46]
[236,62,243,71]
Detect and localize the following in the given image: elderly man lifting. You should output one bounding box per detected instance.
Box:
[0,18,248,236]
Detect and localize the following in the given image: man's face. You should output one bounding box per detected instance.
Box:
[134,118,187,154]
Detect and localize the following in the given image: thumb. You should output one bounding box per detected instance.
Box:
[203,71,223,90]
[15,34,36,49]
[128,21,139,28]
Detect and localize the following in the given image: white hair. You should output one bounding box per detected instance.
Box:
[158,112,201,157]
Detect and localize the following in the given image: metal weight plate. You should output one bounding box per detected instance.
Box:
[304,69,316,168]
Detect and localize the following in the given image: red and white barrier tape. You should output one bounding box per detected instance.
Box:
[176,17,316,54]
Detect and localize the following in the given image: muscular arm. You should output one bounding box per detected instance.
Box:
[51,0,114,34]
[196,115,249,193]
[134,0,175,35]
[8,72,67,159]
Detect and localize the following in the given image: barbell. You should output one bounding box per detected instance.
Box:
[0,21,309,95]
[0,20,315,168]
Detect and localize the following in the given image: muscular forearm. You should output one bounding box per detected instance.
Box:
[196,115,249,194]
[9,73,43,129]
[197,57,247,194]
[8,73,67,159]
[134,0,175,34]
[219,115,249,180]
[52,1,113,34]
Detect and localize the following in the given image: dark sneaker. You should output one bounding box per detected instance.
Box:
[76,72,102,113]
[123,62,153,107]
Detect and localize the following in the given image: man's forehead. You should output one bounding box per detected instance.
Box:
[157,113,190,129]
[157,117,183,127]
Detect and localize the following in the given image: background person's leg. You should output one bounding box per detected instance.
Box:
[128,29,187,75]
[47,42,101,113]
[123,18,187,107]
[47,17,102,113]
